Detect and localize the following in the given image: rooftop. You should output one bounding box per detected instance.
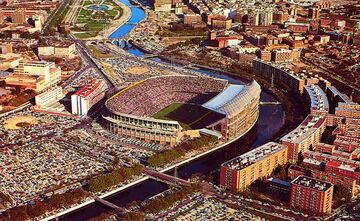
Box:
[202,84,244,113]
[304,85,329,111]
[292,175,333,191]
[222,142,286,171]
[280,115,325,144]
[202,81,261,118]
[73,79,106,98]
[328,86,352,104]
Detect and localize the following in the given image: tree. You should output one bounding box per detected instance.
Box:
[333,185,352,207]
[48,193,66,209]
[120,212,145,221]
[273,165,288,180]
[27,203,47,218]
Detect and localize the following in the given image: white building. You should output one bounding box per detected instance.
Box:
[71,80,107,116]
[35,86,64,106]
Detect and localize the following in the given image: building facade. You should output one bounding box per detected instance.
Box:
[71,79,107,116]
[220,142,288,192]
[35,86,64,107]
[290,175,333,214]
[5,61,61,92]
[281,115,326,162]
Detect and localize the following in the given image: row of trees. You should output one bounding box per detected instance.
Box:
[147,149,184,168]
[0,188,89,221]
[142,185,200,214]
[179,135,217,152]
[43,0,72,36]
[147,135,217,168]
[120,212,145,221]
[88,164,143,193]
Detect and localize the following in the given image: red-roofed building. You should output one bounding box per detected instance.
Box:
[71,79,107,115]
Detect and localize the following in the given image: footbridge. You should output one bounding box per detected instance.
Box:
[94,196,128,212]
[143,168,191,187]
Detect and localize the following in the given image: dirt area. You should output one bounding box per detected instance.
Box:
[125,66,150,75]
[4,115,38,130]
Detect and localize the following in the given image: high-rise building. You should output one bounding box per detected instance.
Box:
[281,115,326,162]
[71,79,107,116]
[220,142,288,192]
[291,176,333,214]
[35,86,65,112]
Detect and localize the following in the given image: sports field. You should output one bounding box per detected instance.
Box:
[152,103,225,130]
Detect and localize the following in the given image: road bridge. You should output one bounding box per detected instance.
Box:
[143,168,191,187]
[125,22,138,25]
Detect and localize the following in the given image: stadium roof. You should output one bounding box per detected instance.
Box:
[202,81,261,118]
[202,84,244,114]
[199,128,223,139]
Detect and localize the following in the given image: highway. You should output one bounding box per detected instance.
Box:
[68,35,115,89]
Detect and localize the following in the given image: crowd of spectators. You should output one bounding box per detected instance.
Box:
[107,76,227,116]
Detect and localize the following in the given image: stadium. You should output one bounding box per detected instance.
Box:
[102,75,261,146]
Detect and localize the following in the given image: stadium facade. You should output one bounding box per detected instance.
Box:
[102,75,261,146]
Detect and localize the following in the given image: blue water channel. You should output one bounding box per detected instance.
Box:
[109,0,146,52]
[59,1,287,220]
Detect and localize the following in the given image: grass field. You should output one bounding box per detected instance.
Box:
[71,0,123,39]
[152,103,225,130]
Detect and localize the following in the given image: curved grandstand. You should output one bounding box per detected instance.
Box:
[102,75,261,146]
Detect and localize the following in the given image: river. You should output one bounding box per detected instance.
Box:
[60,1,286,220]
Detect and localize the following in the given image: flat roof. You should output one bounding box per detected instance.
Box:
[292,175,332,191]
[268,178,291,187]
[222,142,286,171]
[280,115,325,144]
[74,80,105,98]
[199,128,222,138]
[304,85,329,111]
[328,86,352,103]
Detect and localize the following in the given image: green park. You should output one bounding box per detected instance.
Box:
[72,0,123,39]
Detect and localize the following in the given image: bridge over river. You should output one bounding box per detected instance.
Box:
[143,168,192,187]
[94,196,128,212]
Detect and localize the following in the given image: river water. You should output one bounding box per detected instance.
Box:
[60,1,286,220]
